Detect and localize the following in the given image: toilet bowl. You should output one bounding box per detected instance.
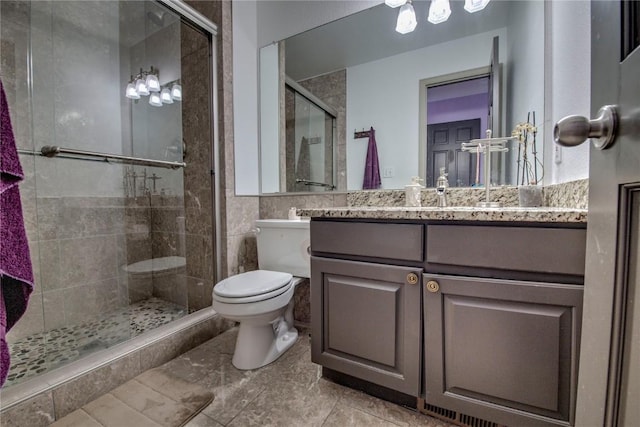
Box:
[212,219,310,370]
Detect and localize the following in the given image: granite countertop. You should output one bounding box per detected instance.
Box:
[297,206,587,223]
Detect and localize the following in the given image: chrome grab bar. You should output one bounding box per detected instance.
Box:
[295,178,336,190]
[17,146,186,170]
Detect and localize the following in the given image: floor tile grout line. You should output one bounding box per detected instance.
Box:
[106,390,167,426]
[319,397,340,427]
[80,408,108,427]
[222,385,268,426]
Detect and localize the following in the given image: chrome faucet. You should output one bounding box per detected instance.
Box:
[435,167,449,207]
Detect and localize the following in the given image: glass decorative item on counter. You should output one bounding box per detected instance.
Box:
[405,176,423,207]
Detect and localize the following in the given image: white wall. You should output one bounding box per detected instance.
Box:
[232,0,260,195]
[544,1,591,184]
[346,29,507,190]
[506,0,545,185]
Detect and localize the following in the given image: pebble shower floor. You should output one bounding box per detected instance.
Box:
[5,298,185,386]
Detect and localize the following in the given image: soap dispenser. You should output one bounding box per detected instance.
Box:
[405,176,423,207]
[435,167,449,207]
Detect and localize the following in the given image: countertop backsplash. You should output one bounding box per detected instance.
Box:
[346,179,588,210]
[542,179,589,209]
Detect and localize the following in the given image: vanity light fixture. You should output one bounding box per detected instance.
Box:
[464,0,490,13]
[160,87,173,104]
[395,0,417,34]
[428,0,452,24]
[388,0,485,30]
[125,80,140,100]
[170,83,182,101]
[124,67,182,106]
[385,0,407,8]
[149,91,163,107]
[135,77,150,96]
[145,66,161,92]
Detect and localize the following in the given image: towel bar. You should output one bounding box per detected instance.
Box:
[17,146,186,170]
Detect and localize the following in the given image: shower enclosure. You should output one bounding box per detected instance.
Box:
[0,0,217,388]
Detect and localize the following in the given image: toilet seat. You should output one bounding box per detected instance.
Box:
[213,270,293,304]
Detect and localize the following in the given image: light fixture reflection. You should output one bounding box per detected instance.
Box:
[125,82,140,99]
[428,0,451,24]
[464,0,490,13]
[385,0,407,8]
[395,1,417,34]
[170,83,182,101]
[135,78,150,96]
[149,91,162,107]
[160,87,173,104]
[145,73,161,92]
[124,66,183,107]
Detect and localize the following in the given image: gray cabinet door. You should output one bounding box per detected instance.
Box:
[311,257,422,396]
[423,274,583,426]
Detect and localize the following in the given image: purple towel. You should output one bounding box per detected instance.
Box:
[0,79,34,387]
[362,127,381,190]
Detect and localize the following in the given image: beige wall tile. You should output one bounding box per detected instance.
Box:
[0,390,55,427]
[58,236,118,286]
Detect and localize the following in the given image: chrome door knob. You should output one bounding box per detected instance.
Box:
[554,105,618,150]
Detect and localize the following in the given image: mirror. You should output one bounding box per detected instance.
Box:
[259,0,544,193]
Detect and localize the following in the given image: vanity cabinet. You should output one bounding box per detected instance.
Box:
[422,274,583,426]
[311,257,422,396]
[310,220,424,396]
[309,218,586,427]
[422,224,586,426]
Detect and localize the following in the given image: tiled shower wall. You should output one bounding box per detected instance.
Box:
[2,0,219,343]
[7,192,194,344]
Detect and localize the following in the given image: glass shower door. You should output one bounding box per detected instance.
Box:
[1,0,216,387]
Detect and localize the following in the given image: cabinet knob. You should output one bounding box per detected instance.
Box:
[407,273,419,285]
[426,280,440,293]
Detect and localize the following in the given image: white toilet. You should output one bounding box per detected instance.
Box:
[212,218,310,370]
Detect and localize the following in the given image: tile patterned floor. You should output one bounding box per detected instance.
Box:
[6,298,185,386]
[152,327,455,427]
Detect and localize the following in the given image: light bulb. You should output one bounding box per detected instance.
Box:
[170,83,182,101]
[135,78,149,96]
[145,73,161,92]
[149,91,162,107]
[428,0,451,24]
[160,87,173,104]
[385,0,407,8]
[395,2,417,34]
[464,0,490,13]
[125,82,140,99]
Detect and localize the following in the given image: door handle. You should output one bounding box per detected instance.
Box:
[554,105,618,150]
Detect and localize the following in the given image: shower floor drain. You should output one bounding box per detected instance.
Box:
[5,297,185,386]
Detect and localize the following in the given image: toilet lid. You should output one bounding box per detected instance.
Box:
[214,270,293,298]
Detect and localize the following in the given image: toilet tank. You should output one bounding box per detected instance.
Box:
[255,219,310,278]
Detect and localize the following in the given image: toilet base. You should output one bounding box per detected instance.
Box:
[232,319,298,370]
